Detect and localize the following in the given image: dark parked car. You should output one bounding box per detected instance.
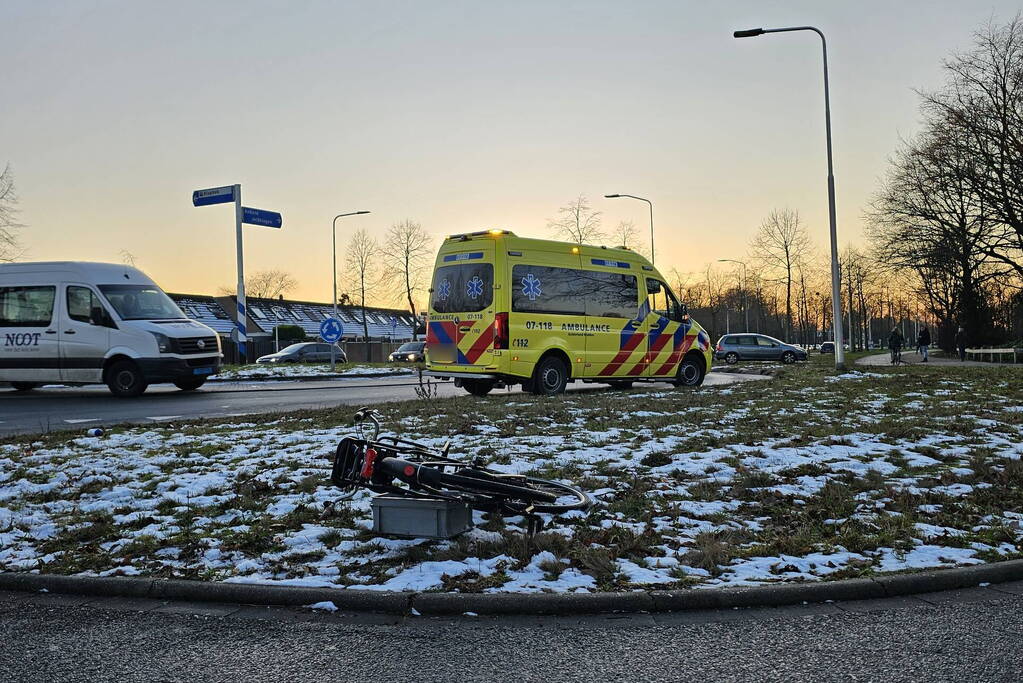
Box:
[820,341,835,354]
[256,342,347,364]
[714,334,808,364]
[388,341,425,362]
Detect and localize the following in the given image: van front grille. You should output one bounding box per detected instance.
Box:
[173,336,219,354]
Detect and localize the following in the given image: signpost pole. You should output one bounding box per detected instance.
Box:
[233,184,247,364]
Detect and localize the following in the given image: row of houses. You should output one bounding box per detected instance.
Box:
[167,293,423,348]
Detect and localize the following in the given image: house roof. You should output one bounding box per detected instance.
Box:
[167,293,419,340]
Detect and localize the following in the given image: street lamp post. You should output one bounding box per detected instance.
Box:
[733,25,846,370]
[604,194,654,264]
[718,259,748,332]
[331,210,370,370]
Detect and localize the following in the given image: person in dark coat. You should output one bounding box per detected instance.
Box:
[888,327,905,365]
[955,326,968,361]
[917,327,931,362]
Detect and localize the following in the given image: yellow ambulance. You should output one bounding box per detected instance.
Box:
[424,230,714,396]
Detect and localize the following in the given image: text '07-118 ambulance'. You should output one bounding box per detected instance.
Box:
[0,262,222,397]
[424,230,713,397]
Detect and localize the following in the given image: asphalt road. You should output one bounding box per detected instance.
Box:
[2,584,1021,682]
[0,371,767,437]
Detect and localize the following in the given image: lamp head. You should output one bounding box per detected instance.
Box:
[733,28,765,38]
[604,194,621,198]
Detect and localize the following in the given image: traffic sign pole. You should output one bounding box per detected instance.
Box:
[234,184,247,363]
[192,183,281,366]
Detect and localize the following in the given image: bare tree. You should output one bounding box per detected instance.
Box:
[218,269,298,299]
[547,194,605,244]
[867,120,1007,348]
[345,227,379,351]
[380,220,432,339]
[921,16,1023,279]
[0,164,24,262]
[750,208,813,341]
[120,250,137,267]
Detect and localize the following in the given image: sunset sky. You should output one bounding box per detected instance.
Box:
[3,1,1019,304]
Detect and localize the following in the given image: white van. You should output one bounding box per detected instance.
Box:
[0,262,222,397]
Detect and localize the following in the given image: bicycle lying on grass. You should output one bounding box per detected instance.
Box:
[328,408,592,534]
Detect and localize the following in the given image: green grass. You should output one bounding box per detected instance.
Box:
[2,355,1022,590]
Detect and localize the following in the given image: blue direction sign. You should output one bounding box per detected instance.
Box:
[192,185,236,206]
[242,207,283,228]
[320,317,344,343]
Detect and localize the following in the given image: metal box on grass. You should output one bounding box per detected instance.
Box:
[370,495,473,539]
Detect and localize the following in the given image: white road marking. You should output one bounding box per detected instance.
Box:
[64,418,99,424]
[146,415,182,421]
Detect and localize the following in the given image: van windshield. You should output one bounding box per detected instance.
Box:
[98,285,185,321]
[430,263,493,313]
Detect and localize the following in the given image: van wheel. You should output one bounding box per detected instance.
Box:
[530,356,569,396]
[10,382,38,392]
[675,355,706,387]
[106,361,147,397]
[174,377,206,391]
[725,352,739,365]
[608,380,634,390]
[462,379,494,397]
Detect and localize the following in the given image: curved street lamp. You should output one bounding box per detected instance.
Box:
[733,25,846,370]
[718,259,748,332]
[331,210,370,369]
[604,194,654,264]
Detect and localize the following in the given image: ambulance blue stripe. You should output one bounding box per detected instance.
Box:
[429,322,454,344]
[590,258,631,269]
[443,252,484,262]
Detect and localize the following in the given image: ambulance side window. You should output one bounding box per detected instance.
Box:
[580,271,637,319]
[645,279,684,321]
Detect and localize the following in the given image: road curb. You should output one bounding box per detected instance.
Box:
[207,371,419,383]
[4,559,1022,616]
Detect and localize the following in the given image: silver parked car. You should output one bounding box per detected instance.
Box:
[388,341,425,362]
[714,334,808,364]
[256,342,347,364]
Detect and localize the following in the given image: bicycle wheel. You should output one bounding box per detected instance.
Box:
[438,470,591,514]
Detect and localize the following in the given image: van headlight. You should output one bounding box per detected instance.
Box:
[150,331,172,353]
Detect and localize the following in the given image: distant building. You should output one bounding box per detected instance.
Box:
[167,293,420,341]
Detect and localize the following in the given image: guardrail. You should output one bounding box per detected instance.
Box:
[965,347,1022,364]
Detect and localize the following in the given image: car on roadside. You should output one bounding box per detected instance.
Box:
[714,334,808,364]
[820,341,835,354]
[256,342,347,364]
[388,341,425,362]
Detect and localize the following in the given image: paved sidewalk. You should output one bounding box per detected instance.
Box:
[856,352,991,367]
[3,584,1022,682]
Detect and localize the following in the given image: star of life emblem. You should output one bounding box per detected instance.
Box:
[521,273,542,301]
[466,275,484,299]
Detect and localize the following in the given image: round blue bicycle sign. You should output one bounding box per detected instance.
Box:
[320,317,344,343]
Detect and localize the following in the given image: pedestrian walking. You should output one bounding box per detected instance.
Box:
[917,327,931,362]
[888,327,905,365]
[955,326,968,362]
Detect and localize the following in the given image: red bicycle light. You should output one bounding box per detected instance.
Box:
[360,448,378,479]
[404,465,415,477]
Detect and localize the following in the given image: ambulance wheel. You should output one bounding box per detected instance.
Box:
[725,352,739,365]
[675,354,706,387]
[10,382,38,392]
[530,356,569,396]
[106,361,148,397]
[462,379,494,397]
[608,380,633,390]
[174,377,206,391]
